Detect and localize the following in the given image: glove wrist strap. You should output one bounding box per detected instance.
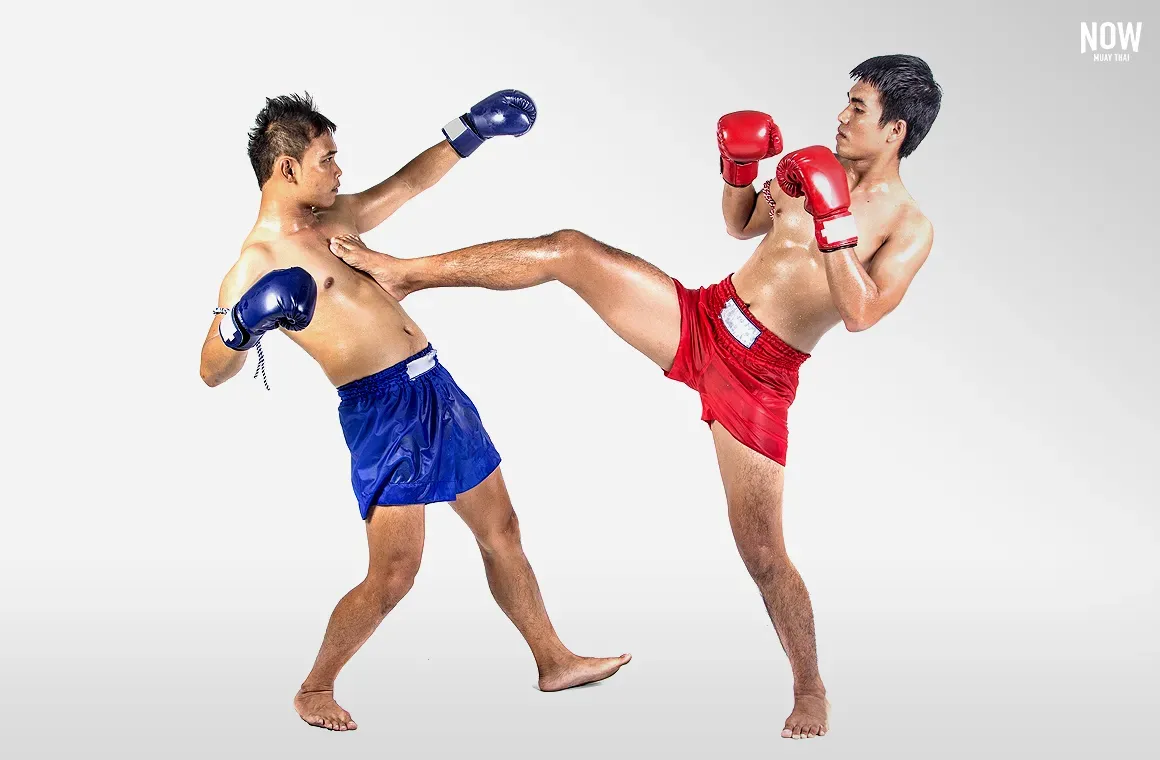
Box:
[443,116,484,158]
[720,156,758,187]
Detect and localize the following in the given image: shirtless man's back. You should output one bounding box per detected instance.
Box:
[199,92,629,732]
[331,54,941,741]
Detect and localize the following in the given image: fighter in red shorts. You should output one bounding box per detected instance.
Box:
[329,55,941,740]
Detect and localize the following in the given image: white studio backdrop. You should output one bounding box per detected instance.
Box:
[1,0,1157,758]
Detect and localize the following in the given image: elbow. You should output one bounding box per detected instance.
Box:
[842,310,878,333]
[200,362,224,388]
[725,223,754,241]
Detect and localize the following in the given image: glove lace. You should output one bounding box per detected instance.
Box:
[214,308,270,391]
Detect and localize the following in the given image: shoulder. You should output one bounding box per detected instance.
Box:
[218,241,277,303]
[891,202,933,248]
[239,239,276,265]
[233,240,277,279]
[319,195,360,226]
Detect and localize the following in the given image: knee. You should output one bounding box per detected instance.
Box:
[543,229,598,274]
[738,544,792,584]
[366,555,421,610]
[475,511,522,556]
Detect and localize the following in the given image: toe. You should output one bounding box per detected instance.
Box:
[781,727,793,739]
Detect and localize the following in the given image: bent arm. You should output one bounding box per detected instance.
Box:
[824,212,934,332]
[347,141,461,234]
[199,245,275,386]
[723,181,775,240]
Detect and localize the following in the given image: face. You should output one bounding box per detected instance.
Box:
[287,131,343,208]
[835,81,903,161]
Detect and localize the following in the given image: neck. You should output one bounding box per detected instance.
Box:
[842,151,902,190]
[255,192,319,235]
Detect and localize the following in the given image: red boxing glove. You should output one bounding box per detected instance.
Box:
[718,111,783,187]
[776,146,858,252]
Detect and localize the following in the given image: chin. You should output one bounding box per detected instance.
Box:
[314,194,338,209]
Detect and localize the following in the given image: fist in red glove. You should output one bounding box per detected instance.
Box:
[776,146,858,252]
[718,111,783,187]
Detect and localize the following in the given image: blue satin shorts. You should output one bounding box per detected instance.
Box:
[337,345,501,519]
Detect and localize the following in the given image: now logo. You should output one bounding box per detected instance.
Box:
[1079,22,1143,61]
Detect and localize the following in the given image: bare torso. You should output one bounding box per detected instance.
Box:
[243,202,428,387]
[732,172,919,353]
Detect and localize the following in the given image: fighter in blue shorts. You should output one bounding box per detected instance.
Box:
[199,92,630,732]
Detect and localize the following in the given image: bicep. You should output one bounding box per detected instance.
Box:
[867,217,934,312]
[349,175,416,233]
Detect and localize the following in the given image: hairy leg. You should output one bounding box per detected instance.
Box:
[331,230,682,370]
[451,467,631,691]
[711,422,829,740]
[294,504,425,730]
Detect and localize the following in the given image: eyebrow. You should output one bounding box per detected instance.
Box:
[322,150,337,157]
[849,95,868,106]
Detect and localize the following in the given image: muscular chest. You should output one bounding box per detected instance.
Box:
[268,224,378,306]
[768,190,890,267]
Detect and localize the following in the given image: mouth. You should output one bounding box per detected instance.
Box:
[836,131,846,140]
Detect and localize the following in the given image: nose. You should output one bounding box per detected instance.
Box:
[837,107,851,125]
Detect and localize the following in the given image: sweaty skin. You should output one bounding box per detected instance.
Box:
[200,134,629,732]
[200,132,429,388]
[328,78,934,741]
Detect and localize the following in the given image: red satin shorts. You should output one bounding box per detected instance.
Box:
[664,275,810,465]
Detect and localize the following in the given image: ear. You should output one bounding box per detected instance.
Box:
[888,119,907,146]
[278,156,299,184]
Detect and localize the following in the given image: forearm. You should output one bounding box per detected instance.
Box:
[722,182,775,240]
[722,184,758,237]
[200,318,248,386]
[353,142,461,233]
[822,252,881,331]
[398,141,461,194]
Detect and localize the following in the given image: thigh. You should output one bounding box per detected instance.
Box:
[711,421,788,561]
[448,467,516,540]
[364,504,426,575]
[556,231,683,371]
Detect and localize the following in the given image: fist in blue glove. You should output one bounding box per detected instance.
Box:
[219,267,318,351]
[442,89,537,158]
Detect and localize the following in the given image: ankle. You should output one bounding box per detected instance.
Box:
[299,681,335,694]
[793,681,826,699]
[534,646,575,673]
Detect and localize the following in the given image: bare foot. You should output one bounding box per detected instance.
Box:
[294,687,358,731]
[328,234,410,300]
[538,653,632,692]
[781,693,830,739]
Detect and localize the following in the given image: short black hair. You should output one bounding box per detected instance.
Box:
[247,93,337,188]
[850,55,941,159]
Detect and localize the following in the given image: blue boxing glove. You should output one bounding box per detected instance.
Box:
[442,89,537,158]
[219,267,318,351]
